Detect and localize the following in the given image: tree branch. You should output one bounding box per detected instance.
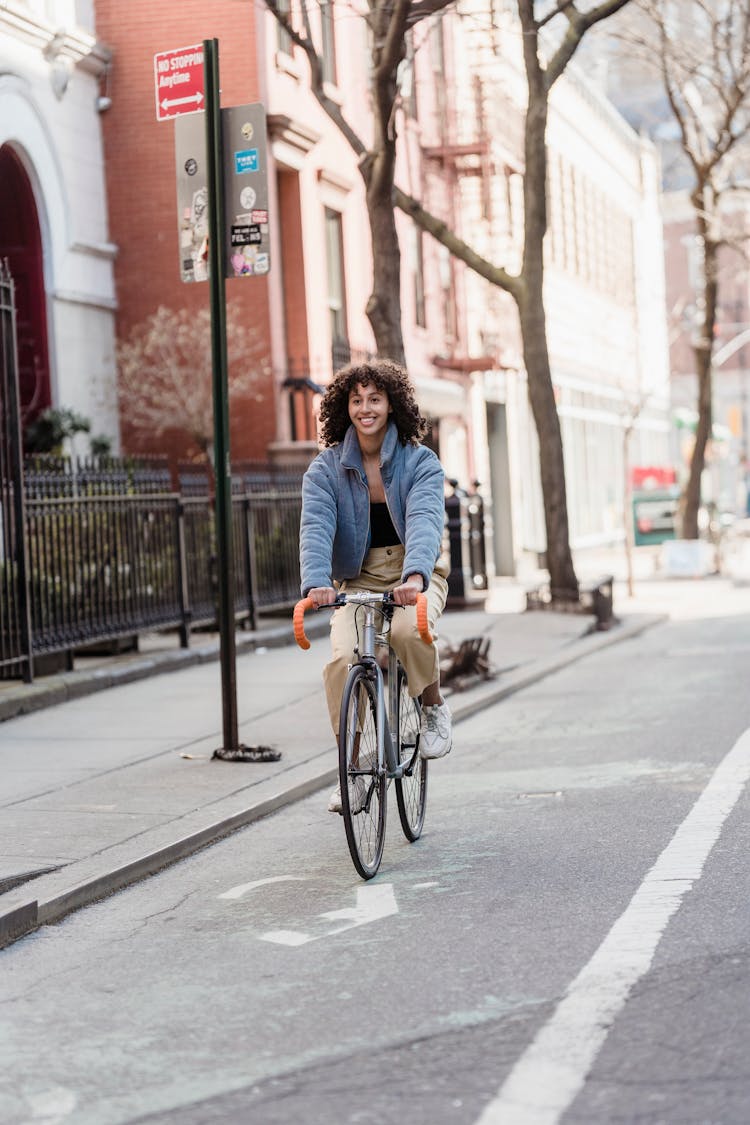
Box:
[264,2,523,302]
[518,1,545,97]
[536,1,577,32]
[378,0,412,76]
[545,0,633,88]
[394,186,523,299]
[405,0,456,28]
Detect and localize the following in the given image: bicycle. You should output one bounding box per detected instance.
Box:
[293,590,434,879]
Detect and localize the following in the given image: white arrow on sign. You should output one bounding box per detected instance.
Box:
[160,91,204,112]
[260,883,398,946]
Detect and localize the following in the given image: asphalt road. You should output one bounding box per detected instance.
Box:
[2,606,749,1125]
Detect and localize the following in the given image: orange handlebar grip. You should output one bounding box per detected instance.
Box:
[293,597,314,650]
[415,593,433,644]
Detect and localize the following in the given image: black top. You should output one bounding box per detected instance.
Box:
[369,502,400,548]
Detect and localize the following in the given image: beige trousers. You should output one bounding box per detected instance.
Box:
[323,545,449,737]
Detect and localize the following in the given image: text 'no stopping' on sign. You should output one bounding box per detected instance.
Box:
[154,45,205,122]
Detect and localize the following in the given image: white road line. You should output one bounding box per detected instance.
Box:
[475,726,750,1125]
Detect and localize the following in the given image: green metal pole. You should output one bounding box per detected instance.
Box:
[201,44,280,764]
[203,38,238,753]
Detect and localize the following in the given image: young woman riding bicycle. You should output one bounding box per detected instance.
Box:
[299,358,453,813]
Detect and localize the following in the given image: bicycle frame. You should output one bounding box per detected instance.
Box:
[293,587,432,776]
[342,593,406,781]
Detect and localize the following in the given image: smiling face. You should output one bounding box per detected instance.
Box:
[348,382,391,446]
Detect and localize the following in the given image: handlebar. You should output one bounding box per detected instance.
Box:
[292,596,315,650]
[292,591,434,650]
[415,593,433,646]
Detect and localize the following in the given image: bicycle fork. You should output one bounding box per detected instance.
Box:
[355,658,401,779]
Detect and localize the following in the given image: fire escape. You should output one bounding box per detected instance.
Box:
[419,7,525,375]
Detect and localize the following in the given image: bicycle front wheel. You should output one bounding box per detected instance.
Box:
[339,666,386,879]
[395,666,428,841]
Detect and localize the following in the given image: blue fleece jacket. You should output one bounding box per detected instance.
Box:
[300,421,445,596]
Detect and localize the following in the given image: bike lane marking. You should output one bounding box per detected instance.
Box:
[218,874,306,900]
[260,882,398,945]
[475,725,750,1125]
[218,877,399,945]
[25,1086,77,1123]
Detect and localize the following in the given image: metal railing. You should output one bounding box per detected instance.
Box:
[3,451,492,677]
[0,261,32,680]
[1,455,306,680]
[445,480,489,604]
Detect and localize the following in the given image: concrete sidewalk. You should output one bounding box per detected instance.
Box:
[0,581,663,948]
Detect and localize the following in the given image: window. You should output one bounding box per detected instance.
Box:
[568,162,579,274]
[321,0,337,86]
[276,0,293,56]
[405,32,418,119]
[546,148,561,265]
[413,227,426,328]
[430,18,446,136]
[439,245,457,343]
[325,208,349,365]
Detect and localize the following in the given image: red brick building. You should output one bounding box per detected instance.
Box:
[96,1,277,463]
[94,1,474,475]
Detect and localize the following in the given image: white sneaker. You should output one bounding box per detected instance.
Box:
[419,701,452,759]
[328,784,343,813]
[327,778,367,814]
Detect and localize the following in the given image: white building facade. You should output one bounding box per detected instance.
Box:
[0,0,118,447]
[448,3,672,576]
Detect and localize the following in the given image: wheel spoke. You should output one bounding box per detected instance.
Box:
[395,668,428,841]
[339,671,386,878]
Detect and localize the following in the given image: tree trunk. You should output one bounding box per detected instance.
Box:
[681,357,712,538]
[363,2,408,366]
[519,288,579,599]
[518,67,578,600]
[682,195,718,539]
[365,171,406,365]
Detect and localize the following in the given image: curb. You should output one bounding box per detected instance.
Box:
[0,901,37,949]
[0,612,665,949]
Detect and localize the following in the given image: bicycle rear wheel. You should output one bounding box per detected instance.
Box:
[395,666,428,841]
[339,666,386,879]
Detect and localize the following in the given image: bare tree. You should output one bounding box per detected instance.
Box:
[117,303,270,460]
[613,0,750,538]
[264,0,455,365]
[264,0,632,600]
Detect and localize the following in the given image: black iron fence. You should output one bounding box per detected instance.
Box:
[2,454,306,680]
[2,445,491,679]
[0,262,32,681]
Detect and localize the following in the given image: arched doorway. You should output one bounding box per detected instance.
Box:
[0,144,51,424]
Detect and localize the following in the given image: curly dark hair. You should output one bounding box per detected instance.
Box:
[318,359,428,447]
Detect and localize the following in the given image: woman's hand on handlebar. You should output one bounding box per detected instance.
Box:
[391,574,424,607]
[308,586,337,609]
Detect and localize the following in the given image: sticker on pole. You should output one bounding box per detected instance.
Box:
[155,45,205,121]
